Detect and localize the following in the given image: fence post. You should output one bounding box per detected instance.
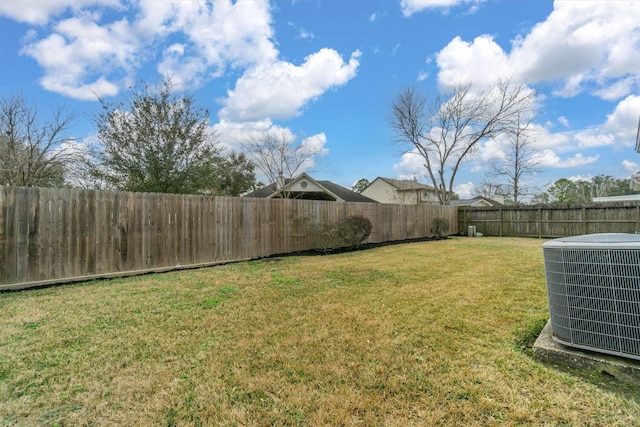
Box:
[582,207,587,235]
[499,209,503,237]
[538,207,542,238]
[461,207,466,235]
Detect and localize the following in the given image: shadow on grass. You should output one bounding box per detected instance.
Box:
[540,360,640,403]
[514,318,640,403]
[266,235,447,259]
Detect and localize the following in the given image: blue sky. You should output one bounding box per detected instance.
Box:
[1,0,639,198]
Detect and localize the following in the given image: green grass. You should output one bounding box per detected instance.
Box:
[1,237,639,426]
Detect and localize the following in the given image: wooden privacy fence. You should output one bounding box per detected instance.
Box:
[1,186,457,290]
[458,204,640,238]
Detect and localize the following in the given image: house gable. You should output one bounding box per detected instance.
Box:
[361,177,438,204]
[270,173,342,201]
[450,196,503,207]
[244,173,377,203]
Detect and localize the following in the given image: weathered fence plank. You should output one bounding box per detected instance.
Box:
[15,187,29,282]
[0,187,6,283]
[0,185,458,290]
[459,204,640,238]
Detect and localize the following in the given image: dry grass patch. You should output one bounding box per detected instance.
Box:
[1,237,639,426]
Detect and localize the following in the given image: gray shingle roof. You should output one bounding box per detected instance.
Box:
[316,180,377,202]
[378,177,436,191]
[244,177,377,203]
[449,196,504,207]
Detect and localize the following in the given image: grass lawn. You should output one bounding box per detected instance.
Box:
[1,237,639,426]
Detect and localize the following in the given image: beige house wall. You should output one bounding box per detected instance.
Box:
[362,179,437,204]
[361,179,401,203]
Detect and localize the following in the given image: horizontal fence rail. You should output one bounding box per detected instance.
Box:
[1,186,457,290]
[458,204,640,238]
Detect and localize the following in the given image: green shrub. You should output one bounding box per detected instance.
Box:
[337,215,372,247]
[312,215,372,252]
[311,223,339,253]
[430,217,450,239]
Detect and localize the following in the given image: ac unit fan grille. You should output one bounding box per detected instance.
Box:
[543,243,640,361]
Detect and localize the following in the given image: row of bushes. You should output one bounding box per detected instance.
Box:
[311,215,450,253]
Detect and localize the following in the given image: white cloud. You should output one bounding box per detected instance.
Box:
[212,120,329,179]
[534,96,639,153]
[145,0,277,86]
[435,1,640,99]
[299,28,313,39]
[558,116,569,127]
[436,35,513,89]
[213,118,277,151]
[529,125,571,150]
[622,159,639,173]
[538,150,599,168]
[0,0,122,25]
[21,14,140,99]
[454,181,475,198]
[219,49,361,122]
[157,44,208,91]
[392,150,427,178]
[572,129,615,148]
[593,76,636,101]
[428,1,640,186]
[477,136,507,163]
[11,0,360,132]
[527,95,638,164]
[400,0,485,16]
[15,0,279,99]
[300,133,329,158]
[41,75,120,101]
[600,95,640,146]
[298,133,329,172]
[566,174,593,183]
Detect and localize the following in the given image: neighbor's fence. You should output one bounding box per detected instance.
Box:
[1,186,457,290]
[458,204,640,238]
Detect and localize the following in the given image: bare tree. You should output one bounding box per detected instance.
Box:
[0,93,77,187]
[390,80,535,204]
[472,181,508,201]
[574,175,621,202]
[241,130,320,196]
[488,112,542,205]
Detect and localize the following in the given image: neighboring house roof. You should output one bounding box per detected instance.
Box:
[370,177,437,192]
[244,173,377,203]
[450,196,504,207]
[361,176,443,204]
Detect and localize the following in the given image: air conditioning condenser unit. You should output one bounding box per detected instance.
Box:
[543,233,640,361]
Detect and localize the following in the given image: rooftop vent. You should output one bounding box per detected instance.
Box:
[542,233,640,361]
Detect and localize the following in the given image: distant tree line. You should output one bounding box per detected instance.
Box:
[0,79,327,197]
[472,174,638,205]
[0,93,77,188]
[388,77,639,206]
[390,79,536,205]
[530,175,637,205]
[0,80,258,196]
[3,77,638,204]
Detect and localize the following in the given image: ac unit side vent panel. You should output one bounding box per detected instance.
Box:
[543,234,640,361]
